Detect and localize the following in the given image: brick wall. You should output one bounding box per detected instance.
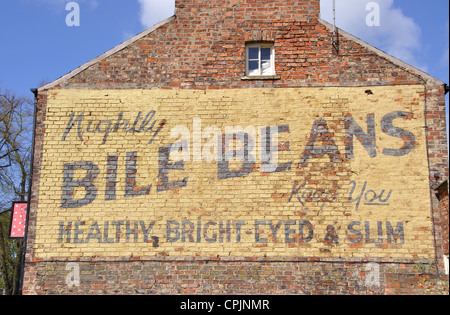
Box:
[23,259,443,295]
[23,0,449,295]
[56,0,427,90]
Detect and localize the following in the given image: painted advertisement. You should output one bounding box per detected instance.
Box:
[33,86,434,259]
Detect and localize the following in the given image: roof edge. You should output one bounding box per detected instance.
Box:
[38,15,445,92]
[38,15,176,92]
[432,178,449,191]
[318,19,445,86]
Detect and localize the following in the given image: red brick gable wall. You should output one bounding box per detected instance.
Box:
[175,0,321,20]
[23,0,449,295]
[56,0,425,90]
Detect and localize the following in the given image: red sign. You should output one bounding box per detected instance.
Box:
[9,202,28,238]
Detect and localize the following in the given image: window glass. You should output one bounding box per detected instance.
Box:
[248,47,259,60]
[261,60,272,75]
[261,47,271,61]
[248,60,260,75]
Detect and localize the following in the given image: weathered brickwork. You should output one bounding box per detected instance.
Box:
[21,260,438,295]
[29,87,435,259]
[57,1,427,90]
[23,0,448,295]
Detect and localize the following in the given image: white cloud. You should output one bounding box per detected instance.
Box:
[137,0,175,29]
[320,0,427,72]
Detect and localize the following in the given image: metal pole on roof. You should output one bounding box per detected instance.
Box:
[332,0,339,52]
[333,0,336,31]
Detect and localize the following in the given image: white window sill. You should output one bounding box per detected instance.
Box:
[241,75,281,81]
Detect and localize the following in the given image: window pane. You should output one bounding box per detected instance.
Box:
[248,60,260,75]
[248,47,259,60]
[261,60,272,75]
[261,47,271,60]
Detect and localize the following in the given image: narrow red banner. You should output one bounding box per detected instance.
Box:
[9,202,28,238]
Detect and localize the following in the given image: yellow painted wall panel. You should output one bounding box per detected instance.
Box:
[34,86,434,259]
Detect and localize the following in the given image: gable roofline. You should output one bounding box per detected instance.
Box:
[38,15,176,92]
[318,19,444,86]
[38,15,445,92]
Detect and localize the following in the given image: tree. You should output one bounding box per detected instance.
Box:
[0,214,23,295]
[0,88,33,295]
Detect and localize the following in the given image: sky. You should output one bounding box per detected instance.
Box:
[0,0,448,144]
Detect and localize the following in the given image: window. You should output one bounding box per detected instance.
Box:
[246,43,275,77]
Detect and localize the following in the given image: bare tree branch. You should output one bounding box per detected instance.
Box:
[0,86,32,295]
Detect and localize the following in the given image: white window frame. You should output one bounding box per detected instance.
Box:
[245,43,275,77]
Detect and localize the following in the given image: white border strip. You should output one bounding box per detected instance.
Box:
[444,255,449,275]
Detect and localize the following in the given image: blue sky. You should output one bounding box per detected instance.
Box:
[0,0,448,140]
